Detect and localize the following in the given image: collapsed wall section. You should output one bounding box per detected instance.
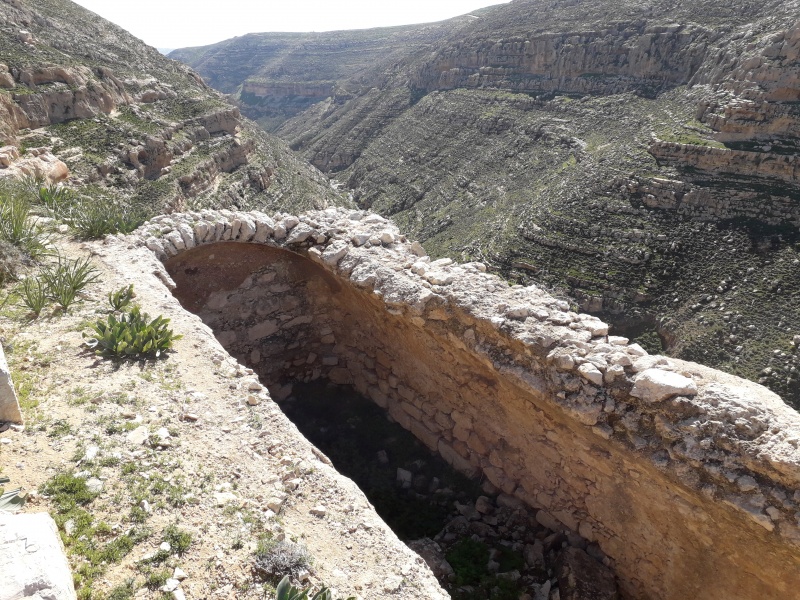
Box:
[125,207,800,600]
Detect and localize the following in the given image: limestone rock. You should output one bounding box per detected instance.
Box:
[126,425,149,446]
[0,513,76,600]
[630,369,698,402]
[0,344,22,424]
[578,363,603,386]
[407,538,455,582]
[286,222,314,245]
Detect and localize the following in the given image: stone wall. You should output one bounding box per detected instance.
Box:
[122,207,800,600]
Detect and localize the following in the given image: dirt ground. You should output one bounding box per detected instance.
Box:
[0,234,447,600]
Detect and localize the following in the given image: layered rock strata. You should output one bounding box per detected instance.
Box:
[118,208,800,600]
[174,0,800,406]
[0,0,339,215]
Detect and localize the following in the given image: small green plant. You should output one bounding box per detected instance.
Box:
[85,306,181,359]
[446,538,490,586]
[40,471,100,512]
[0,185,49,259]
[47,419,73,439]
[18,277,48,317]
[273,576,355,600]
[41,255,100,312]
[254,539,311,581]
[106,579,136,600]
[144,568,172,590]
[65,196,147,240]
[108,284,135,311]
[163,523,192,555]
[30,178,76,215]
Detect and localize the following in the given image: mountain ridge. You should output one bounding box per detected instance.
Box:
[0,0,342,216]
[175,0,800,407]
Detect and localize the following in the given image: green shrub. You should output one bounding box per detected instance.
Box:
[40,471,99,512]
[144,568,171,590]
[84,305,181,358]
[105,579,136,600]
[0,184,49,259]
[254,539,310,581]
[446,538,490,586]
[18,277,47,317]
[108,284,135,311]
[28,178,76,216]
[272,576,356,600]
[41,255,100,312]
[22,177,148,240]
[163,524,192,556]
[64,196,148,240]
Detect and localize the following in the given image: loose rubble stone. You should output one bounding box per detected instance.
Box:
[630,369,698,402]
[126,425,149,445]
[86,478,103,493]
[556,547,619,600]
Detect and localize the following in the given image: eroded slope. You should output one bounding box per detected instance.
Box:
[0,0,341,215]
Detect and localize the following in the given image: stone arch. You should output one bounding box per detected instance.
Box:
[123,207,800,600]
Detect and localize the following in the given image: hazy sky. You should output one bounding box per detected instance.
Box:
[72,1,510,49]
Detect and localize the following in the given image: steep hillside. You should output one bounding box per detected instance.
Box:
[0,0,340,216]
[174,0,800,407]
[169,11,500,133]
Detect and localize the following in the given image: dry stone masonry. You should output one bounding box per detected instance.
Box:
[118,207,800,600]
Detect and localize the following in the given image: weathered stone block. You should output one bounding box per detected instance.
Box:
[248,320,278,341]
[368,385,389,409]
[0,344,21,424]
[438,440,478,477]
[409,418,440,451]
[0,512,76,600]
[630,369,698,402]
[401,401,423,421]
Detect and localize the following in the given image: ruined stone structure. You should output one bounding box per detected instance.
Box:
[120,208,800,600]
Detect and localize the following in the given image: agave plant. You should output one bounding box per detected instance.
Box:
[0,186,50,259]
[108,284,135,311]
[84,305,181,359]
[274,576,355,600]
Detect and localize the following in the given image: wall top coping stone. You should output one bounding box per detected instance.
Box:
[115,206,800,546]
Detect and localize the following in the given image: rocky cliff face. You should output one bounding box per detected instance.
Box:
[169,15,492,132]
[175,0,800,408]
[0,0,340,215]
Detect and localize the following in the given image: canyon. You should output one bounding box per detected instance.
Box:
[1,0,800,598]
[176,0,800,408]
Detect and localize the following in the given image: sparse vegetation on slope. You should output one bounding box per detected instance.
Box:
[0,0,346,221]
